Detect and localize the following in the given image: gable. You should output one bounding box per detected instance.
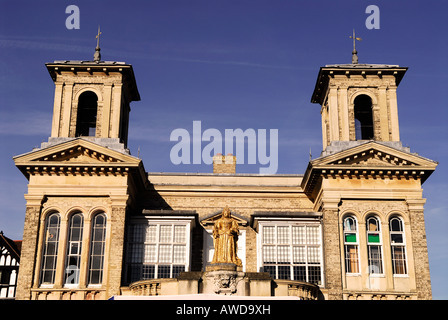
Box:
[13,138,137,164]
[13,138,146,181]
[312,142,437,169]
[301,141,438,199]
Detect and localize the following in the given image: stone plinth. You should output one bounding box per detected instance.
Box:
[203,263,245,296]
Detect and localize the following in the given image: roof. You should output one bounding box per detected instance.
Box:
[0,232,21,262]
[45,60,140,101]
[310,63,408,105]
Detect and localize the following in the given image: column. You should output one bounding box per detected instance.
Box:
[328,86,340,142]
[50,81,64,137]
[60,82,74,137]
[378,86,390,141]
[101,84,113,138]
[407,199,432,300]
[105,196,128,298]
[110,84,123,139]
[321,197,343,299]
[388,87,400,141]
[338,86,349,141]
[15,195,43,300]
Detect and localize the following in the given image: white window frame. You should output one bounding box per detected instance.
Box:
[126,216,194,283]
[389,216,408,277]
[256,218,324,286]
[343,216,360,275]
[366,216,384,276]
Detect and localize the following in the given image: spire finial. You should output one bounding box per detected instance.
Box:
[349,29,362,64]
[94,25,102,62]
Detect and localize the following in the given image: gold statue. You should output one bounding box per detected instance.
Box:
[211,206,242,266]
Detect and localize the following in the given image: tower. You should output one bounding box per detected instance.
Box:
[43,32,140,152]
[302,45,437,299]
[311,61,406,154]
[13,36,148,300]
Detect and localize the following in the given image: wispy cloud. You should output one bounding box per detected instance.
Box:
[0,110,51,136]
[0,36,303,71]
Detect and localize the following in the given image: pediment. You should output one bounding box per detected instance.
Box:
[14,138,139,165]
[200,208,249,227]
[312,142,437,169]
[13,138,144,179]
[301,141,438,199]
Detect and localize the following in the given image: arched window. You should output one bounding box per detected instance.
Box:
[76,91,98,137]
[343,216,359,273]
[366,216,383,274]
[40,213,61,285]
[354,95,374,140]
[389,216,407,274]
[88,213,107,285]
[64,213,84,286]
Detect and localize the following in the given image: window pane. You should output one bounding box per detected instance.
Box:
[158,244,172,263]
[307,247,320,264]
[345,245,359,273]
[146,225,157,242]
[308,266,321,285]
[277,266,290,279]
[144,244,156,263]
[172,265,185,278]
[306,226,320,245]
[368,233,380,243]
[263,226,275,244]
[263,266,276,279]
[132,224,145,242]
[292,226,305,244]
[142,265,155,279]
[293,266,306,282]
[344,217,357,231]
[160,225,172,243]
[368,245,383,274]
[64,214,84,285]
[392,246,407,274]
[263,246,276,264]
[293,246,306,264]
[158,265,171,278]
[174,225,186,243]
[390,218,403,232]
[277,246,290,264]
[391,233,403,244]
[173,245,186,264]
[277,226,289,244]
[345,233,357,243]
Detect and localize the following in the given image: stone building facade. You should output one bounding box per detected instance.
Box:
[12,54,436,300]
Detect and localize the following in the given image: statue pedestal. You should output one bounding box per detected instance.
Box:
[203,263,245,296]
[205,263,242,272]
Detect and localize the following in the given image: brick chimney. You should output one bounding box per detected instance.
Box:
[213,153,236,174]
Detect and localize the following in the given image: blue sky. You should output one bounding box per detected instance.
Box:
[0,0,447,298]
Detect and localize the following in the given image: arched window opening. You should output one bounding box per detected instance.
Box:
[40,213,61,285]
[389,216,407,274]
[88,213,107,285]
[64,213,84,286]
[366,216,383,274]
[354,95,374,140]
[343,216,359,273]
[76,91,98,137]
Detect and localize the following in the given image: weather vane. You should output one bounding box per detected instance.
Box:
[94,25,102,62]
[349,29,362,64]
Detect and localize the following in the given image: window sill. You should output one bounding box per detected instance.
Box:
[393,274,409,278]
